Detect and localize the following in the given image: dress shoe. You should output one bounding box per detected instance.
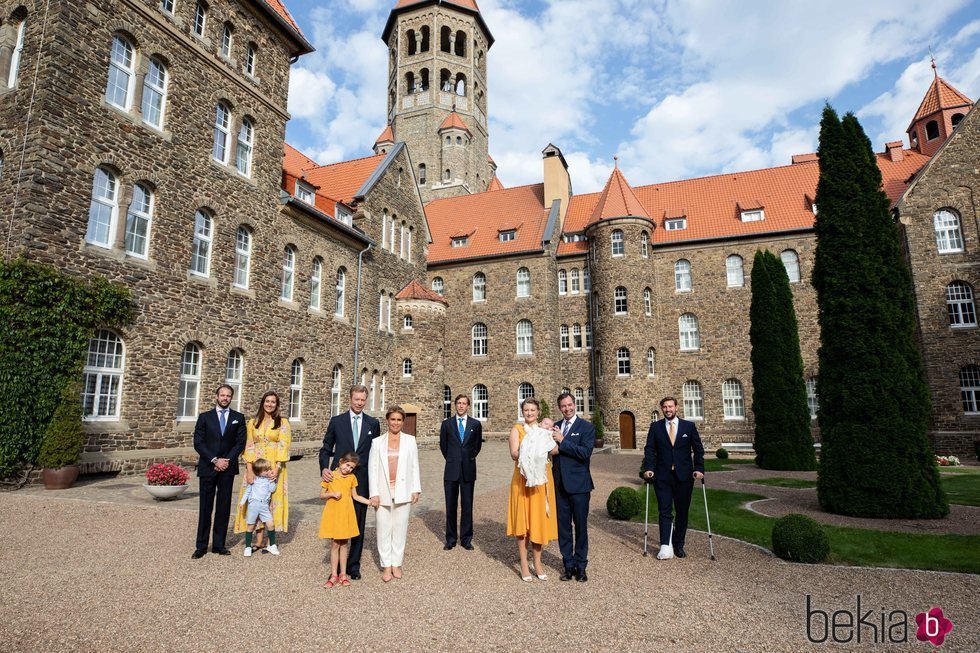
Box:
[191,549,207,559]
[576,570,588,582]
[559,567,576,581]
[349,571,361,580]
[444,542,456,550]
[675,548,687,558]
[462,542,474,550]
[212,548,231,555]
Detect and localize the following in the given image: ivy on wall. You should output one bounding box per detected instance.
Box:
[0,258,132,478]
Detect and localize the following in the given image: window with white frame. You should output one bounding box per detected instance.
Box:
[961,366,980,413]
[947,281,977,327]
[245,44,257,77]
[679,313,700,351]
[141,58,168,129]
[614,286,628,314]
[431,277,444,295]
[740,209,764,222]
[369,371,377,411]
[289,359,303,420]
[105,36,135,110]
[236,118,254,176]
[611,230,624,257]
[280,246,295,301]
[726,254,744,287]
[443,386,452,420]
[335,268,346,316]
[516,267,531,298]
[517,382,535,419]
[583,268,590,292]
[640,231,649,258]
[295,181,314,205]
[560,325,569,351]
[380,373,387,410]
[86,168,118,248]
[616,347,631,376]
[665,218,686,231]
[647,348,656,376]
[124,182,153,258]
[675,259,692,291]
[722,379,745,419]
[212,103,231,163]
[472,323,488,356]
[570,268,580,294]
[177,343,202,420]
[472,384,488,419]
[806,377,819,420]
[310,257,322,310]
[225,349,243,411]
[574,388,585,414]
[499,230,516,242]
[190,210,212,276]
[472,272,486,301]
[7,18,25,89]
[403,358,413,377]
[682,380,704,420]
[780,250,800,283]
[160,0,174,14]
[193,1,208,37]
[220,23,233,58]
[558,269,567,295]
[584,324,592,349]
[516,319,533,355]
[82,330,124,420]
[418,163,427,185]
[331,365,343,416]
[403,314,413,330]
[561,323,575,350]
[643,287,652,316]
[451,236,467,248]
[587,386,595,413]
[934,209,964,253]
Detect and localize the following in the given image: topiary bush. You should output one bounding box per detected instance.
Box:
[37,382,85,469]
[606,486,642,520]
[716,447,729,459]
[771,513,829,564]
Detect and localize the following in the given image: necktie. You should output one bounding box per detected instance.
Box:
[352,414,360,449]
[458,418,465,442]
[668,420,676,446]
[219,409,227,436]
[562,421,571,437]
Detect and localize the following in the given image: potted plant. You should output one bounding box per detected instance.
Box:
[592,407,605,448]
[144,462,191,499]
[38,382,85,490]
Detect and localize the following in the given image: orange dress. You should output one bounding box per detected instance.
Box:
[318,475,360,540]
[506,424,558,545]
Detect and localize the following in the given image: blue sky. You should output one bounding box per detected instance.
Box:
[283,0,980,194]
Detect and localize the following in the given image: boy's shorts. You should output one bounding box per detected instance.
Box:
[245,501,273,525]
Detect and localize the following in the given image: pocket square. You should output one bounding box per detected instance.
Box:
[681,434,688,438]
[570,432,579,437]
[231,420,239,425]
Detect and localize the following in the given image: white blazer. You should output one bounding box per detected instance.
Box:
[368,432,422,506]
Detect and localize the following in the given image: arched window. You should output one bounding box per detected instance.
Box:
[431,277,444,295]
[193,1,208,36]
[934,209,964,253]
[440,68,451,91]
[440,25,451,52]
[951,113,965,127]
[444,168,451,181]
[472,384,488,419]
[455,72,466,96]
[220,22,233,57]
[472,323,488,356]
[473,272,486,301]
[381,209,389,249]
[611,229,624,256]
[245,43,257,77]
[407,226,413,262]
[236,118,254,177]
[177,343,202,419]
[616,347,631,376]
[806,377,819,420]
[280,245,295,301]
[124,182,153,258]
[212,103,231,163]
[583,268,591,292]
[558,269,568,295]
[369,371,378,411]
[403,314,413,330]
[643,288,652,316]
[82,330,125,420]
[335,267,346,316]
[727,255,744,287]
[679,313,700,351]
[105,35,135,110]
[443,385,452,419]
[780,250,800,283]
[289,359,303,420]
[420,67,429,91]
[722,379,745,419]
[516,267,531,297]
[572,324,583,349]
[407,28,417,55]
[86,168,118,248]
[516,319,533,355]
[674,259,692,291]
[559,325,569,351]
[518,382,535,419]
[647,348,656,376]
[640,231,649,258]
[225,349,244,411]
[6,17,26,88]
[141,58,168,129]
[454,30,466,56]
[310,257,323,310]
[405,71,415,94]
[331,365,343,416]
[682,380,704,420]
[418,163,427,184]
[399,220,407,259]
[403,358,413,377]
[946,281,977,327]
[570,268,580,293]
[614,286,628,314]
[925,120,940,140]
[190,210,212,276]
[960,366,980,413]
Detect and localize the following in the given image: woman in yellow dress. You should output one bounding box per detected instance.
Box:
[506,397,558,581]
[234,391,290,551]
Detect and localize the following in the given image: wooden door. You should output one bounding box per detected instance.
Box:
[404,413,417,437]
[619,411,636,449]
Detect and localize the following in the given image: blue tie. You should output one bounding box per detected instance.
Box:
[458,417,465,442]
[352,414,360,449]
[219,409,227,436]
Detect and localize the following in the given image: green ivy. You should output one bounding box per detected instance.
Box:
[0,258,132,478]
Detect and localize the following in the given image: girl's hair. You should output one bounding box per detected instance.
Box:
[253,391,282,430]
[252,458,272,475]
[385,405,406,420]
[338,451,359,468]
[520,397,540,411]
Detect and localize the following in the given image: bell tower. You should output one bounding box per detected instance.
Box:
[382,0,494,202]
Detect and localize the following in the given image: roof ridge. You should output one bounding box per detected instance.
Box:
[309,151,387,170]
[425,182,544,206]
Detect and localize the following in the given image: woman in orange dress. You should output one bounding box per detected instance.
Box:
[506,397,558,581]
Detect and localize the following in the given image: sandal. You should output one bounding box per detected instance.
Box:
[339,574,351,587]
[323,575,338,588]
[391,567,403,579]
[382,571,394,583]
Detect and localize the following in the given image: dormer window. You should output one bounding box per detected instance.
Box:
[664,218,687,231]
[336,205,353,226]
[562,233,587,243]
[740,210,764,222]
[451,236,468,248]
[499,230,516,242]
[296,181,315,205]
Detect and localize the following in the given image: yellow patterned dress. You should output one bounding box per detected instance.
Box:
[234,418,291,533]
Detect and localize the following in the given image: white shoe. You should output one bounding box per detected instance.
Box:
[266,544,280,556]
[243,547,252,557]
[656,545,674,560]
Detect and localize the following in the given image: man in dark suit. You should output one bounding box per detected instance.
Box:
[642,396,705,560]
[552,392,596,582]
[192,384,247,558]
[319,384,379,580]
[439,394,483,550]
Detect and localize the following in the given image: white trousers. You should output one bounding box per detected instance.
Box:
[376,501,412,567]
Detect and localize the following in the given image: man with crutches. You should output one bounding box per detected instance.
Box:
[642,397,705,559]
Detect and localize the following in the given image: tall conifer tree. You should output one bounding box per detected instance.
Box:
[812,106,947,518]
[750,249,816,470]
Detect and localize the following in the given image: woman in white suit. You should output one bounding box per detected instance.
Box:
[368,405,421,582]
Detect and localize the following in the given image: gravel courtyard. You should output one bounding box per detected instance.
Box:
[2,443,977,652]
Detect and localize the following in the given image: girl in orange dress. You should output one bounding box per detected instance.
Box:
[319,451,371,587]
[506,397,558,582]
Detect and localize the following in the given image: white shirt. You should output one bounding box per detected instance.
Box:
[560,415,577,434]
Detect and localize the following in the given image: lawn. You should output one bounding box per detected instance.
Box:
[940,468,980,507]
[628,486,980,574]
[742,477,817,489]
[703,458,755,473]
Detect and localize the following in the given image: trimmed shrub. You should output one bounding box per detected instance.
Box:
[716,447,729,459]
[606,486,642,520]
[539,399,551,419]
[37,383,85,469]
[771,514,830,564]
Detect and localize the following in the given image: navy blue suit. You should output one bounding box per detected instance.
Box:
[642,418,705,550]
[553,416,595,572]
[193,407,246,552]
[440,414,483,547]
[319,410,380,574]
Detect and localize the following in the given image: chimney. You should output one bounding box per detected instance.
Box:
[885,141,904,162]
[542,144,572,225]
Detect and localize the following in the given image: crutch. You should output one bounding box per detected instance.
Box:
[701,476,716,560]
[642,480,650,556]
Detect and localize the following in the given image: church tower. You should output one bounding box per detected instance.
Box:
[381,0,494,202]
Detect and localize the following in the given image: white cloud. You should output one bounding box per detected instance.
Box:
[287,68,336,119]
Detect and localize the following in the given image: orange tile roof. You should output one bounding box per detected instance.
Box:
[263,0,303,33]
[487,175,505,191]
[587,163,652,226]
[302,153,387,205]
[439,111,471,135]
[396,279,448,305]
[426,183,550,264]
[375,125,394,144]
[283,143,319,180]
[910,72,973,126]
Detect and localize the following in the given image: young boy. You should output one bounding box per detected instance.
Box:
[240,458,279,556]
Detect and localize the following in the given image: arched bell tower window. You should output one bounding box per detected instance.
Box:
[925,120,940,141]
[454,30,466,57]
[440,26,451,52]
[407,29,417,55]
[951,113,965,127]
[455,72,467,96]
[419,26,430,52]
[404,71,415,95]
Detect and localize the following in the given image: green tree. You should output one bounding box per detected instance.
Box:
[750,249,816,470]
[812,106,947,518]
[37,382,85,469]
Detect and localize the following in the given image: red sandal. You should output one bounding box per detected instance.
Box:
[324,575,338,588]
[339,574,351,586]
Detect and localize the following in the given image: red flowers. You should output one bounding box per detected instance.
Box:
[145,463,190,486]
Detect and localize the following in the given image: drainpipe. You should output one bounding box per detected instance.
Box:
[352,242,373,385]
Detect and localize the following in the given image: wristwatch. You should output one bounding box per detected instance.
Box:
[211,457,218,464]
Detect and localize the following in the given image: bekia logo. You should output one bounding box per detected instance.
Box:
[806,595,954,646]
